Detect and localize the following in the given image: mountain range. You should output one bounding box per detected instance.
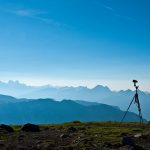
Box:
[0,80,149,120]
[0,96,143,124]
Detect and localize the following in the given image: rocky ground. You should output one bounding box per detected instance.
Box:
[0,122,149,150]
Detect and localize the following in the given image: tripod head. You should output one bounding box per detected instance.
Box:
[133,80,139,90]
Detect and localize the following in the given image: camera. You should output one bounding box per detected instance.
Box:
[133,80,138,83]
[133,80,139,89]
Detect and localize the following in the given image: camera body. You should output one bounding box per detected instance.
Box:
[133,80,138,84]
[133,80,139,89]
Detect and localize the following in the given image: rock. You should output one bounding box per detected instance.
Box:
[31,146,41,150]
[122,136,135,146]
[0,140,4,147]
[104,142,112,148]
[121,145,135,150]
[113,143,122,148]
[17,146,25,150]
[45,143,55,150]
[21,123,40,132]
[134,145,145,150]
[121,132,130,137]
[60,134,70,138]
[104,142,121,149]
[134,133,142,138]
[66,146,74,150]
[140,134,150,139]
[68,127,77,132]
[0,124,14,132]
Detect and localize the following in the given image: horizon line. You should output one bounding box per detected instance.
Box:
[0,79,148,93]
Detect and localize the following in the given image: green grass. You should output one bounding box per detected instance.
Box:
[8,122,150,149]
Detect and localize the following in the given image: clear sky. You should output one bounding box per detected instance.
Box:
[0,0,150,91]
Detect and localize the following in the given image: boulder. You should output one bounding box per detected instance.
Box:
[0,124,14,132]
[122,136,135,146]
[68,127,77,133]
[21,123,40,132]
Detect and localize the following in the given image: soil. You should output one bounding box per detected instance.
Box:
[0,122,149,150]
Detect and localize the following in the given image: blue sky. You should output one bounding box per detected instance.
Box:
[0,0,150,91]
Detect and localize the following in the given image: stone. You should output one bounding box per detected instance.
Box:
[60,134,70,138]
[122,136,135,146]
[21,123,40,132]
[0,124,14,133]
[68,127,77,132]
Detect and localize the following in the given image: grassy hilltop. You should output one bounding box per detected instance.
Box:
[0,122,150,150]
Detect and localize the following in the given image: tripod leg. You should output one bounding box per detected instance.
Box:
[121,96,135,123]
[139,108,143,124]
[138,110,143,124]
[135,95,143,124]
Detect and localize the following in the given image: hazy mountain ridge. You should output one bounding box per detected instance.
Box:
[0,98,143,124]
[0,80,149,120]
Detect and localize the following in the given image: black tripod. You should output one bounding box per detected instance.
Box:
[121,80,143,124]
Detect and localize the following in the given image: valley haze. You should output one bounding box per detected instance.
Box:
[0,80,149,121]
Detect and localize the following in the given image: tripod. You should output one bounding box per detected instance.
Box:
[121,80,143,124]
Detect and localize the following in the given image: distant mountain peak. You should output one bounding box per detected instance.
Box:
[92,85,110,91]
[8,80,20,84]
[6,80,27,87]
